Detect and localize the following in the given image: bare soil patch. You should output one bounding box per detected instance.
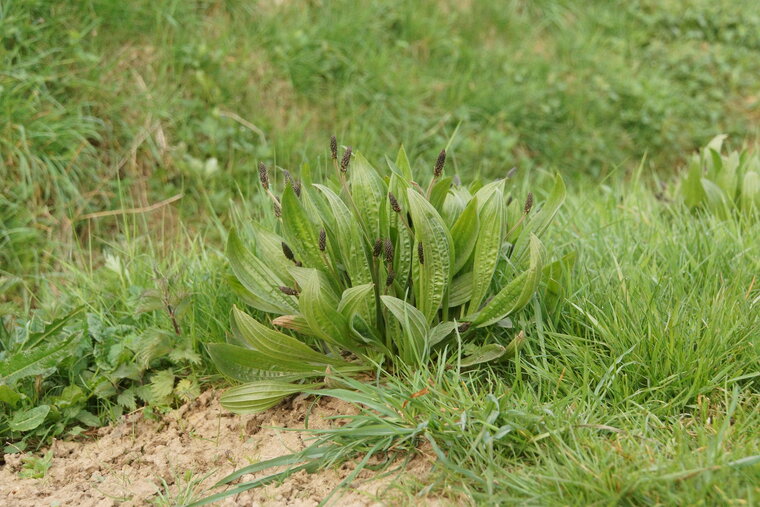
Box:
[0,391,432,506]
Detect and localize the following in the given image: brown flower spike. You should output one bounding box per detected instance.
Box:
[340,147,352,172]
[524,192,534,214]
[330,135,338,160]
[388,192,401,213]
[383,238,394,265]
[279,286,299,296]
[385,269,395,287]
[434,149,446,178]
[281,242,295,262]
[258,162,269,190]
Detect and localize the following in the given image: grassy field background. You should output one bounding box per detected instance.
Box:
[1,0,759,504]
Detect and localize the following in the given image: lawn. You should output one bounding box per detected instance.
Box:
[1,0,759,504]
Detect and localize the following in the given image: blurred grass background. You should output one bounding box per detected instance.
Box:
[3,0,760,307]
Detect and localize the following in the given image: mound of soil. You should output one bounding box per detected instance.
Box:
[0,391,432,506]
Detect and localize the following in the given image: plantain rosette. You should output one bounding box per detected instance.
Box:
[210,144,569,413]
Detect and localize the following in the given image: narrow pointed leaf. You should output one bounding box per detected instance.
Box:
[233,306,354,367]
[280,185,324,268]
[472,234,544,327]
[468,188,503,313]
[227,229,297,314]
[450,196,479,273]
[208,343,320,381]
[459,344,506,368]
[407,189,453,323]
[220,381,323,414]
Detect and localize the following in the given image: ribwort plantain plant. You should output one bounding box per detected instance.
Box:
[209,140,567,413]
[679,135,760,219]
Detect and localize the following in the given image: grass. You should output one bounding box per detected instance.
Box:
[2,0,759,504]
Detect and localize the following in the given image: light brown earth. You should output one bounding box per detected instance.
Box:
[0,391,436,506]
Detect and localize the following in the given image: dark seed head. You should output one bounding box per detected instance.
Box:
[457,322,471,333]
[417,242,424,265]
[506,167,517,179]
[388,192,401,213]
[273,201,281,217]
[258,162,269,190]
[281,242,295,261]
[330,135,338,160]
[434,149,446,178]
[279,286,299,296]
[340,146,352,172]
[524,192,534,214]
[283,171,302,197]
[383,238,394,265]
[373,238,383,258]
[385,269,395,287]
[318,229,326,252]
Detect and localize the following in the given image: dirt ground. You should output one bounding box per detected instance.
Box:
[0,391,433,506]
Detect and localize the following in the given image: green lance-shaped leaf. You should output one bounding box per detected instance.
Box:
[448,271,473,307]
[381,295,429,364]
[741,171,760,214]
[208,343,323,382]
[227,275,287,315]
[715,150,740,198]
[280,184,324,269]
[351,152,388,241]
[271,314,318,336]
[682,156,706,209]
[252,226,294,284]
[314,184,374,318]
[429,176,453,213]
[511,173,565,265]
[427,321,457,347]
[459,344,506,368]
[388,173,413,290]
[395,145,414,180]
[338,283,375,317]
[701,178,731,218]
[407,188,454,323]
[472,234,545,327]
[220,381,324,414]
[449,196,479,274]
[227,229,297,315]
[468,188,503,314]
[705,133,728,154]
[299,270,358,352]
[232,306,355,368]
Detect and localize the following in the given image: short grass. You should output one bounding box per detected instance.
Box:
[1,0,759,503]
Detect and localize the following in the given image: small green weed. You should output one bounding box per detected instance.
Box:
[18,450,53,479]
